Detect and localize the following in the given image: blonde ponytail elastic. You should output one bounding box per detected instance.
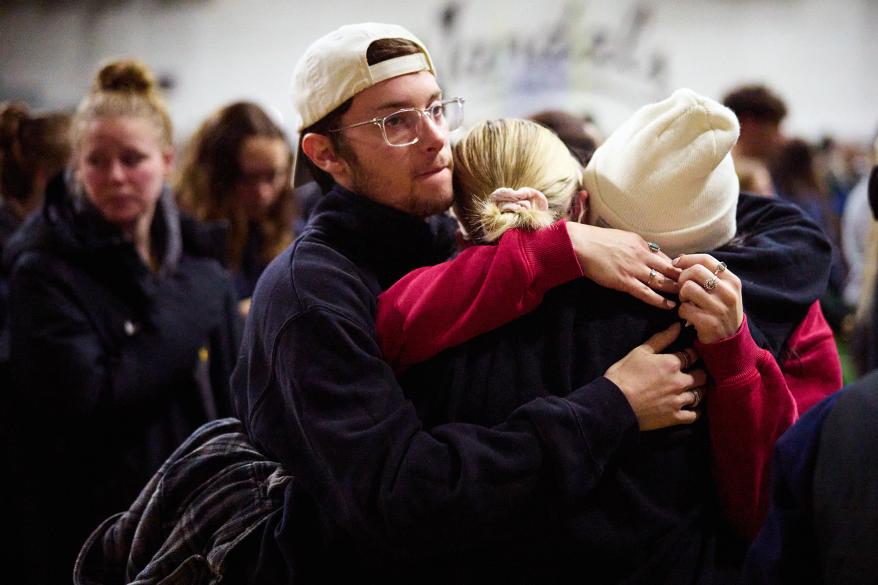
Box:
[474,187,553,243]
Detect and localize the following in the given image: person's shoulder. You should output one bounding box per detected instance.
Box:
[829,370,878,418]
[6,240,68,283]
[737,191,805,217]
[293,233,372,305]
[0,204,21,245]
[252,231,375,327]
[3,211,55,271]
[735,191,829,251]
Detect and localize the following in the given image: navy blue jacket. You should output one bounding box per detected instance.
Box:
[743,369,878,585]
[813,372,878,584]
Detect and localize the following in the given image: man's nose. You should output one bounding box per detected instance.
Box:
[419,114,447,152]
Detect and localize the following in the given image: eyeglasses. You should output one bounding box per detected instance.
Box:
[328,98,465,147]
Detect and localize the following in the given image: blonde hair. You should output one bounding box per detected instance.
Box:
[73,59,172,150]
[452,118,582,243]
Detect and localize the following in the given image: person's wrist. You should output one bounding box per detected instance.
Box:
[565,222,597,273]
[697,315,744,344]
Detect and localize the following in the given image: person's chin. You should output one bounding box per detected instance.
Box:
[101,203,142,227]
[413,188,453,217]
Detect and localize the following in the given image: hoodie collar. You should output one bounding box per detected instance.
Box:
[306,184,456,289]
[63,173,183,276]
[4,172,184,287]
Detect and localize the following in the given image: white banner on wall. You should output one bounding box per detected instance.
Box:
[1,0,875,142]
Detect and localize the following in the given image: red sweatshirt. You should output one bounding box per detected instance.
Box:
[376,221,841,539]
[697,302,840,537]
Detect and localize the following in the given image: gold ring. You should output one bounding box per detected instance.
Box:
[703,277,718,291]
[714,261,727,275]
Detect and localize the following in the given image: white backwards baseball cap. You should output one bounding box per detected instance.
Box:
[291,23,435,186]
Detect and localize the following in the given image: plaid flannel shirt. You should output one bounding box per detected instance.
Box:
[74,418,290,585]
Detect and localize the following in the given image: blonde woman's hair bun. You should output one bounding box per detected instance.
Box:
[74,58,172,148]
[94,59,157,95]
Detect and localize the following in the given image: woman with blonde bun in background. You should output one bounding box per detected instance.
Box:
[4,59,240,583]
[175,101,296,318]
[378,90,840,579]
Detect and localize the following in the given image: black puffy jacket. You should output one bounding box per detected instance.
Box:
[3,173,240,584]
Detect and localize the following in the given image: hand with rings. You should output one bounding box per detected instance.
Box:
[604,323,707,431]
[565,224,682,311]
[672,253,744,344]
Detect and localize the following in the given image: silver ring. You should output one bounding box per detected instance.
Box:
[714,261,727,275]
[703,276,718,291]
[648,268,657,284]
[691,387,703,407]
[648,242,661,253]
[676,350,691,370]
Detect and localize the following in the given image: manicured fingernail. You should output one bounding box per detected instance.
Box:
[665,299,676,308]
[672,256,681,266]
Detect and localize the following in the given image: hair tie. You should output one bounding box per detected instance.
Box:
[490,187,549,213]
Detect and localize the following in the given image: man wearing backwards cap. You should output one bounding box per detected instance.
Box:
[228,22,707,582]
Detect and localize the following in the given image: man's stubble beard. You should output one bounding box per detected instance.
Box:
[346,150,454,218]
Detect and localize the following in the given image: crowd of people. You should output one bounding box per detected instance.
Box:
[1,20,876,585]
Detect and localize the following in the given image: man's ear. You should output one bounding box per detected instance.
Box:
[569,189,589,223]
[301,133,348,179]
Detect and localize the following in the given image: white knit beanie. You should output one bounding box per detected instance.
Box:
[583,88,740,257]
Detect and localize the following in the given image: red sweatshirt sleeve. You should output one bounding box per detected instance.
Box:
[696,301,842,539]
[779,301,842,414]
[377,221,582,371]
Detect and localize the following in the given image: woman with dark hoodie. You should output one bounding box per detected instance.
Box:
[3,59,240,583]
